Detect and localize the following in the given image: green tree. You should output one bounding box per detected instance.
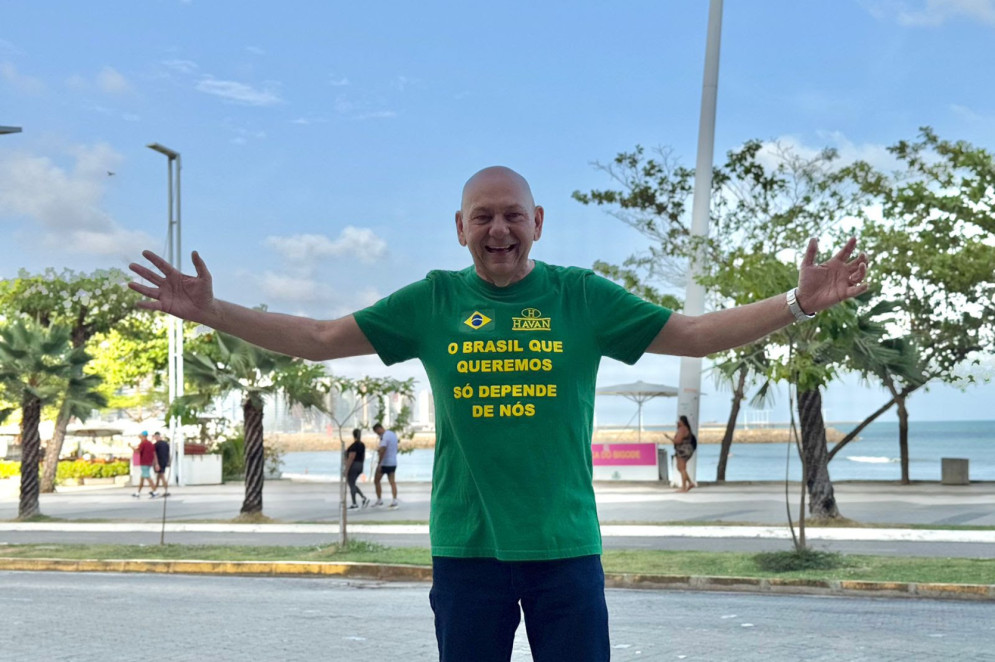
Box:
[0,268,141,492]
[575,141,874,512]
[836,128,995,480]
[324,375,415,544]
[0,319,105,519]
[87,313,169,417]
[179,332,328,515]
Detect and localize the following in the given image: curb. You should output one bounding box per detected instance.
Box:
[2,558,992,602]
[604,572,995,601]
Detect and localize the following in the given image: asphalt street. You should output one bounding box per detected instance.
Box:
[4,571,993,661]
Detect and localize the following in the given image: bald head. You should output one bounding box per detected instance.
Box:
[460,166,536,214]
[455,165,544,287]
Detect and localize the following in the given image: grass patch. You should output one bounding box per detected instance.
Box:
[229,512,278,524]
[754,549,848,572]
[2,543,993,585]
[0,540,432,566]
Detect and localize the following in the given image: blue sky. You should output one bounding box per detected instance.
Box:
[1,0,993,426]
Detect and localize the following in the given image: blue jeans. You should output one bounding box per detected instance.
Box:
[429,555,610,662]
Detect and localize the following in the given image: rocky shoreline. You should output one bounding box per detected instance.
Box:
[267,426,846,453]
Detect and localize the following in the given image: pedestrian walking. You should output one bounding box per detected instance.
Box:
[345,428,369,509]
[372,423,399,508]
[151,431,170,497]
[130,431,156,498]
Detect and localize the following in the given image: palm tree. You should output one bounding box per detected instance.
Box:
[710,343,772,482]
[180,332,327,515]
[0,319,105,519]
[788,295,915,519]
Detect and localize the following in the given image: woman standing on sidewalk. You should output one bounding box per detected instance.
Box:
[668,416,697,493]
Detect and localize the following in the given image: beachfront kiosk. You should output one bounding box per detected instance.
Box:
[594,381,679,481]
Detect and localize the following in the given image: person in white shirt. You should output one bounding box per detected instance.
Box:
[372,423,400,508]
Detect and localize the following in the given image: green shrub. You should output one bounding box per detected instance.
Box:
[211,431,284,481]
[0,460,19,479]
[2,459,130,483]
[754,549,848,572]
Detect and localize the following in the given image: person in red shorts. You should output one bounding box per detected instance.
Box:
[131,431,157,498]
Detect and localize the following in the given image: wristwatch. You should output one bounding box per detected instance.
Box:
[786,287,815,322]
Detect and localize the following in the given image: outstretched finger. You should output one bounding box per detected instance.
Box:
[191,250,212,281]
[801,238,818,267]
[129,262,164,285]
[832,237,858,263]
[847,281,869,298]
[128,281,160,300]
[141,249,174,275]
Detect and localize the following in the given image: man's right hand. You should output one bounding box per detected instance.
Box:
[127,249,376,362]
[128,250,216,324]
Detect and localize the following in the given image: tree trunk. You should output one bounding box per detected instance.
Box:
[716,366,747,482]
[339,437,348,546]
[240,400,265,515]
[827,381,925,462]
[797,387,840,519]
[40,400,73,493]
[897,395,910,485]
[41,321,90,492]
[18,395,43,519]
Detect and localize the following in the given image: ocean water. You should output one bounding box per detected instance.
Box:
[279,419,995,483]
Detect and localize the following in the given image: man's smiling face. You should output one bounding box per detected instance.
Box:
[455,167,544,288]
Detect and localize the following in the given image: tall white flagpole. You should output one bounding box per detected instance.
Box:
[676,0,723,486]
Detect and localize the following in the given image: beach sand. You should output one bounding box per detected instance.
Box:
[266,426,845,453]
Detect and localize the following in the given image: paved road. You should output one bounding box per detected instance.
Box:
[4,571,993,661]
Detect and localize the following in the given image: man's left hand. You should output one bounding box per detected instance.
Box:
[796,237,869,314]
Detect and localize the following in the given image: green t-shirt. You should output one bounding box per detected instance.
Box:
[354,261,671,561]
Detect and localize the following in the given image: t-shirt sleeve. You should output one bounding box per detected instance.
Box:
[353,278,431,365]
[584,271,672,365]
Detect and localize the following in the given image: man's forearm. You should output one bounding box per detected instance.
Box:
[649,292,799,358]
[194,300,371,361]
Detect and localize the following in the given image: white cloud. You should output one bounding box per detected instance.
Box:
[757,132,897,172]
[332,93,396,120]
[222,118,267,144]
[253,271,384,319]
[196,77,283,106]
[66,67,131,95]
[0,61,45,94]
[950,103,990,122]
[865,0,995,26]
[391,75,418,91]
[0,39,21,57]
[0,143,153,258]
[162,59,199,75]
[355,110,398,120]
[329,76,350,87]
[291,116,328,126]
[97,66,130,94]
[265,227,388,264]
[258,271,331,303]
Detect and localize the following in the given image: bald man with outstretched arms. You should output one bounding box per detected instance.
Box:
[130,165,867,662]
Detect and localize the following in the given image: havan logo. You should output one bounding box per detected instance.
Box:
[511,307,551,332]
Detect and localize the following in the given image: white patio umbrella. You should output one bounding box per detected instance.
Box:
[595,381,679,441]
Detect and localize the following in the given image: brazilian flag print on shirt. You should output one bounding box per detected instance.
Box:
[354,261,671,561]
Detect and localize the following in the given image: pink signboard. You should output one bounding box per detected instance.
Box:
[591,442,656,466]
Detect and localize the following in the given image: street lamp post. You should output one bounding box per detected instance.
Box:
[0,126,23,135]
[676,0,724,486]
[147,142,185,485]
